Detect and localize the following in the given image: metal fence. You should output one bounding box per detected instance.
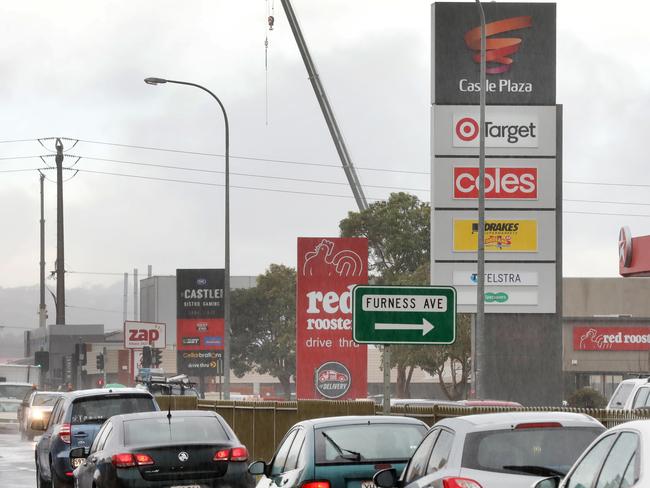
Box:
[190,399,650,463]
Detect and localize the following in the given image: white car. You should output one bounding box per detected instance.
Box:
[373,411,605,488]
[532,419,647,488]
[0,397,21,432]
[607,378,650,411]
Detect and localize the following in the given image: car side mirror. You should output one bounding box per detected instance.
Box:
[30,418,46,432]
[248,460,268,476]
[373,468,398,488]
[70,447,86,459]
[533,477,561,488]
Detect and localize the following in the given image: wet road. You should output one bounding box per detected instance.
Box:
[0,429,36,487]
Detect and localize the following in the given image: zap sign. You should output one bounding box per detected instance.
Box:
[124,321,166,349]
[296,237,368,400]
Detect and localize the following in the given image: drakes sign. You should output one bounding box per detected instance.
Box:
[432,2,556,105]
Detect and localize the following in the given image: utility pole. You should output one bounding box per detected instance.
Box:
[123,273,128,324]
[39,173,47,328]
[133,268,139,321]
[55,138,66,325]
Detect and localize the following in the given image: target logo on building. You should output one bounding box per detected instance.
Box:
[455,117,479,142]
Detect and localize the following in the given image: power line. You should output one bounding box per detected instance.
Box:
[66,304,122,314]
[565,180,650,189]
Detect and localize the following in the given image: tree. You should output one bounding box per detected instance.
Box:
[230,264,296,399]
[340,192,472,400]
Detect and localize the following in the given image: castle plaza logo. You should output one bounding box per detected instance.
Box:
[464,16,532,75]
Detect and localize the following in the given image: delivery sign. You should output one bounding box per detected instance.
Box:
[296,238,368,399]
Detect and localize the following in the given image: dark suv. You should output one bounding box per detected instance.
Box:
[34,388,159,488]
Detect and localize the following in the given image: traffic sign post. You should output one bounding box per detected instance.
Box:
[352,285,457,345]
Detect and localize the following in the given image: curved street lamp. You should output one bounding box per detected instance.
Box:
[144,77,231,399]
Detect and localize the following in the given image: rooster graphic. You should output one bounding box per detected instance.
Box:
[302,239,364,277]
[579,328,612,350]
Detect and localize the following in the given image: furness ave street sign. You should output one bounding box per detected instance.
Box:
[352,285,456,345]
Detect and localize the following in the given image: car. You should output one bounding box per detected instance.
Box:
[373,411,605,488]
[0,381,35,400]
[0,397,21,432]
[457,399,523,408]
[390,399,463,408]
[248,415,428,488]
[70,409,255,488]
[19,391,63,441]
[532,419,648,488]
[606,377,650,411]
[33,387,159,488]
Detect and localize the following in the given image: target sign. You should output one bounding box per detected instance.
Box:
[455,117,479,142]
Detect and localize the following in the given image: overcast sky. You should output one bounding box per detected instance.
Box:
[2,1,650,329]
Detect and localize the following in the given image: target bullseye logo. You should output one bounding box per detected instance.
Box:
[455,117,479,142]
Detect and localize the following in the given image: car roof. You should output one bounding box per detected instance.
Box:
[65,387,154,399]
[111,409,218,422]
[0,382,33,386]
[438,411,603,431]
[619,378,650,386]
[296,415,428,428]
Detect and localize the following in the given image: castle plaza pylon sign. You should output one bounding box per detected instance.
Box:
[430,2,562,405]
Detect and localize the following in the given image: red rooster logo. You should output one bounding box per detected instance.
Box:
[302,239,364,277]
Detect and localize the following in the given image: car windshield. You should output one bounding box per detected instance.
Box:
[0,401,20,412]
[0,385,33,400]
[315,423,426,464]
[124,416,229,445]
[71,395,156,424]
[462,426,605,476]
[608,383,635,409]
[32,393,61,406]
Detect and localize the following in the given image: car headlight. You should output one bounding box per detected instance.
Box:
[70,457,84,469]
[30,410,43,420]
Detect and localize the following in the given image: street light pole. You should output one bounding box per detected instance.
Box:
[144,77,231,399]
[474,0,487,400]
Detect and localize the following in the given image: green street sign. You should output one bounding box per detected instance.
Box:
[352,285,456,345]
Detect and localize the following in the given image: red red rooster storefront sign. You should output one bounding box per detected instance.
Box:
[296,237,368,399]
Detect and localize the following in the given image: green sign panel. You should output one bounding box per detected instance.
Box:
[352,285,456,345]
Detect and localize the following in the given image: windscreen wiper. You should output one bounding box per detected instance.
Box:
[502,465,565,477]
[321,432,361,461]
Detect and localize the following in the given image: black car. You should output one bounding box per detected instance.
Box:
[70,410,255,488]
[34,388,159,488]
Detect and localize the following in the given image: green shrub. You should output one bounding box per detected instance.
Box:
[567,387,607,408]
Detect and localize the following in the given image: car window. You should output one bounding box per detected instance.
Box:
[96,423,113,452]
[608,383,635,409]
[621,451,638,488]
[48,398,63,428]
[32,393,61,407]
[595,432,638,488]
[315,423,426,464]
[71,395,156,424]
[285,428,306,471]
[462,426,604,476]
[271,430,298,476]
[566,434,617,488]
[427,429,454,474]
[124,416,229,445]
[403,429,440,483]
[631,388,649,409]
[90,422,110,454]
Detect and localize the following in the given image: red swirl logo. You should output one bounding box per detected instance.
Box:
[464,16,532,74]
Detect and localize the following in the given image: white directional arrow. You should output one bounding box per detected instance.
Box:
[374,319,435,336]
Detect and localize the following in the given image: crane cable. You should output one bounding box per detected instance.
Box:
[265,0,275,126]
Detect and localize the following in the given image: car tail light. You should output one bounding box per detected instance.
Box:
[514,422,562,429]
[213,447,249,462]
[134,453,154,466]
[112,453,155,468]
[442,478,483,488]
[112,453,136,468]
[58,423,71,444]
[214,449,230,461]
[301,481,330,488]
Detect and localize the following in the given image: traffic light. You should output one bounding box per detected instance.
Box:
[152,348,162,367]
[96,353,104,371]
[35,351,49,373]
[142,346,152,368]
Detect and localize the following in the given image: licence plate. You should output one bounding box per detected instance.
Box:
[171,485,202,488]
[361,481,376,488]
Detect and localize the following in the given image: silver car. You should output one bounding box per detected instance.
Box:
[533,419,648,488]
[374,412,604,488]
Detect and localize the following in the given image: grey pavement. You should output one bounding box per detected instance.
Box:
[0,430,37,488]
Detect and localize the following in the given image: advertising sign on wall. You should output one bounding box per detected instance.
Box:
[453,167,538,199]
[574,327,650,351]
[124,321,166,349]
[432,2,556,105]
[296,237,368,400]
[453,219,538,252]
[176,269,225,375]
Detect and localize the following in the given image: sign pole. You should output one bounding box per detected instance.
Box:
[382,345,390,415]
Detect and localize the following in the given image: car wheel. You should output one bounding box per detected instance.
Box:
[36,464,51,488]
[50,464,69,488]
